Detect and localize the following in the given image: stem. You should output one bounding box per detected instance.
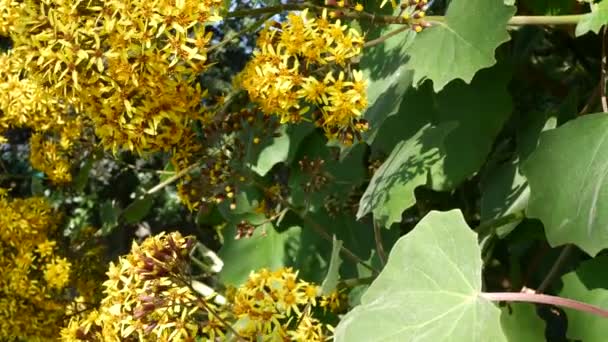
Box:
[176,275,246,341]
[481,292,608,318]
[602,27,608,112]
[209,13,273,53]
[145,161,199,195]
[475,211,525,237]
[298,211,380,275]
[507,15,585,26]
[338,276,375,287]
[364,26,410,48]
[536,244,574,293]
[225,4,587,27]
[373,221,387,267]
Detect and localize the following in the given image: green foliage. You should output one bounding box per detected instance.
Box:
[523,113,608,256]
[404,0,515,91]
[558,257,608,341]
[5,0,608,340]
[576,0,608,36]
[500,303,546,341]
[358,124,453,228]
[335,210,506,342]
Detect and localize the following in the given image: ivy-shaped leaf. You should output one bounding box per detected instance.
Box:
[523,113,608,256]
[335,210,507,342]
[576,0,608,36]
[405,0,514,91]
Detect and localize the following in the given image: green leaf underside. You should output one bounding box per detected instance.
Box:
[523,113,608,256]
[335,210,506,342]
[405,0,515,91]
[320,237,343,296]
[559,256,608,341]
[576,0,608,36]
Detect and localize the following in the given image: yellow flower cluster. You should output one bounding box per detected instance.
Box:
[0,190,72,341]
[61,231,225,341]
[240,9,369,145]
[230,267,329,341]
[0,52,80,183]
[1,0,223,181]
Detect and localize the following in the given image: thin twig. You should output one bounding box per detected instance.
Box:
[298,212,380,275]
[536,244,574,293]
[363,25,410,48]
[579,82,601,116]
[209,13,274,53]
[145,162,199,195]
[481,292,608,318]
[475,211,525,237]
[175,274,246,341]
[373,221,387,267]
[249,180,379,274]
[602,27,608,112]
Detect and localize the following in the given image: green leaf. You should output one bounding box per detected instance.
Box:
[74,156,94,193]
[405,0,515,91]
[320,237,343,296]
[250,124,313,176]
[500,303,546,342]
[218,214,300,285]
[374,65,512,191]
[521,0,575,14]
[522,113,608,256]
[99,200,120,235]
[576,0,608,36]
[30,176,44,196]
[480,158,529,238]
[365,65,512,226]
[360,27,415,144]
[334,210,506,342]
[122,195,155,224]
[357,123,455,228]
[558,256,608,341]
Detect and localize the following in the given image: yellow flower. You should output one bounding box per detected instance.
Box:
[44,256,71,289]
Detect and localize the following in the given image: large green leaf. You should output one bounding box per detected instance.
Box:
[522,113,608,256]
[576,0,608,36]
[357,124,454,228]
[218,215,300,285]
[500,303,546,341]
[558,256,608,341]
[334,210,506,342]
[405,0,514,91]
[363,65,512,226]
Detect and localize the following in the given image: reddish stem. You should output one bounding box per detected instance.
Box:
[481,292,608,318]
